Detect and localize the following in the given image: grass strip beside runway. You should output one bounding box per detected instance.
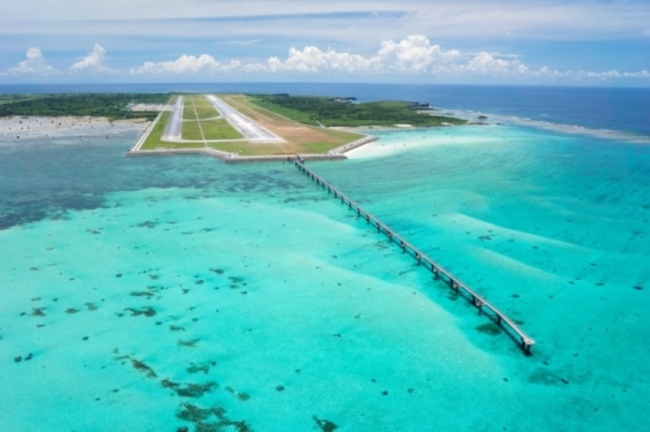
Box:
[201,119,242,140]
[181,120,204,141]
[141,111,170,149]
[183,95,221,121]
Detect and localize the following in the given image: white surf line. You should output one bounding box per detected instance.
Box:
[205,95,285,143]
[162,96,183,141]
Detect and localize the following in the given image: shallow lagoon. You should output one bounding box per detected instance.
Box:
[1,123,649,431]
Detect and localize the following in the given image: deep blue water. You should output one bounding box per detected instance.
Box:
[2,83,649,136]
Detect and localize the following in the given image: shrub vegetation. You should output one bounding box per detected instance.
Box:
[250,95,467,127]
[0,93,171,120]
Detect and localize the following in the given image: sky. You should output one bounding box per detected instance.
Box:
[1,0,649,86]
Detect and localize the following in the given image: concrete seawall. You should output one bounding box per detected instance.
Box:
[127,131,377,163]
[128,148,362,163]
[224,154,347,163]
[128,147,347,163]
[329,135,379,154]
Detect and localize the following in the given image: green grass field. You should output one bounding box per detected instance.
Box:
[201,119,242,140]
[183,95,220,120]
[182,96,198,120]
[313,127,364,143]
[181,121,204,141]
[182,103,195,120]
[181,117,242,141]
[139,112,170,149]
[248,98,319,126]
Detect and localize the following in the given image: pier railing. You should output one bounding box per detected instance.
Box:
[294,159,535,355]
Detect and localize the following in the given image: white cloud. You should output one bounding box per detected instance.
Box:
[259,36,650,82]
[462,52,529,75]
[264,36,523,76]
[267,46,371,73]
[118,35,650,83]
[129,54,242,74]
[263,36,463,74]
[376,35,462,72]
[3,47,58,76]
[70,43,108,72]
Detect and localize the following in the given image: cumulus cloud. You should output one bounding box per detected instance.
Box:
[376,35,462,72]
[70,43,108,72]
[462,52,529,75]
[264,35,465,74]
[127,35,650,83]
[267,46,371,73]
[3,48,58,76]
[264,36,521,76]
[263,36,649,81]
[129,54,243,74]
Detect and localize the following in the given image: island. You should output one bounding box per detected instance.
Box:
[0,93,468,162]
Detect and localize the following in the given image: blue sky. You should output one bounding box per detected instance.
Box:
[1,0,649,85]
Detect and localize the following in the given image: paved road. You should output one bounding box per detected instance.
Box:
[162,96,183,141]
[206,95,284,143]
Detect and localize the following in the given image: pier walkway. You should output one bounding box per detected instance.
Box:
[294,159,535,355]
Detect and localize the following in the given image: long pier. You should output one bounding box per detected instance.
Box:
[294,159,535,355]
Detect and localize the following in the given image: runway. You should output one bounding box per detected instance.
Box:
[205,95,285,143]
[161,96,183,141]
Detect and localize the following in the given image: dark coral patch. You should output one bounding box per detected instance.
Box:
[125,306,157,317]
[314,416,338,432]
[476,323,501,336]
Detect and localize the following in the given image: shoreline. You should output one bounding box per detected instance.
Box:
[0,114,378,162]
[0,115,148,140]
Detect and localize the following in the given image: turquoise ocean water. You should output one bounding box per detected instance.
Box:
[1,85,650,431]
